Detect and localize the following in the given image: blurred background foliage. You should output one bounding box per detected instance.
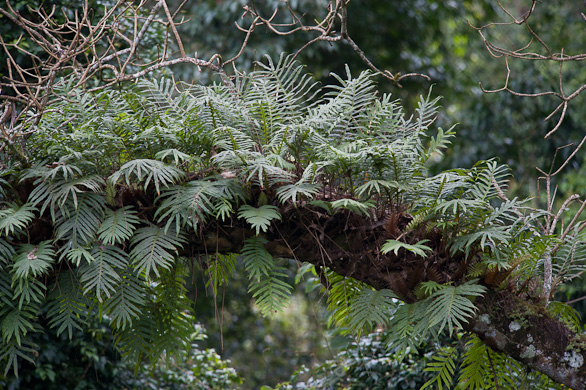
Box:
[3,0,586,388]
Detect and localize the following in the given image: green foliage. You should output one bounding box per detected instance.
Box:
[0,318,242,390]
[97,206,141,245]
[0,52,578,389]
[419,281,486,336]
[420,346,457,390]
[348,289,397,333]
[241,237,292,316]
[0,203,37,236]
[129,225,186,277]
[109,159,186,196]
[238,205,282,235]
[381,239,433,257]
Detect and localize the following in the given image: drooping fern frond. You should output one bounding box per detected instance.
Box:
[420,346,457,390]
[46,270,90,339]
[347,288,396,333]
[418,280,486,336]
[97,206,141,245]
[129,225,186,277]
[78,244,127,302]
[156,179,246,232]
[206,253,237,295]
[104,267,146,331]
[385,301,430,356]
[241,237,292,316]
[54,193,105,248]
[324,271,370,330]
[0,203,37,236]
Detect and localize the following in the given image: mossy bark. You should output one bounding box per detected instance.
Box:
[465,290,586,389]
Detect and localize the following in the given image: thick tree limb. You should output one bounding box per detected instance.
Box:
[194,206,586,389]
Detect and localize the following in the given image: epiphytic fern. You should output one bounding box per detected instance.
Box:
[241,237,292,316]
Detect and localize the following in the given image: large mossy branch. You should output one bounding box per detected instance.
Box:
[196,209,586,389]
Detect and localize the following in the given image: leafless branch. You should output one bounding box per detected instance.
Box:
[471,0,586,137]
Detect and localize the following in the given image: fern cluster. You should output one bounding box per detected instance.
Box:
[1,55,584,387]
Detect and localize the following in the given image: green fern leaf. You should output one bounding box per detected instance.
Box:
[241,237,292,316]
[248,268,293,317]
[238,205,281,235]
[104,267,146,330]
[97,206,141,245]
[381,239,432,257]
[28,175,104,217]
[0,338,37,376]
[129,225,186,277]
[78,244,127,302]
[156,179,245,232]
[46,270,89,339]
[0,203,37,236]
[109,159,185,195]
[206,253,237,294]
[275,182,320,204]
[324,271,366,329]
[348,289,396,332]
[421,347,457,390]
[12,241,55,280]
[0,303,38,345]
[241,237,273,281]
[331,198,375,216]
[459,335,490,389]
[54,193,104,247]
[385,301,430,356]
[423,280,486,336]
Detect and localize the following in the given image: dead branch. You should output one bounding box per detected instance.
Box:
[472,0,586,137]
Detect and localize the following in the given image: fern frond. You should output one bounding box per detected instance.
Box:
[422,280,486,336]
[276,183,320,205]
[129,225,186,277]
[206,253,237,294]
[0,302,38,345]
[54,193,104,247]
[12,278,46,310]
[109,159,186,196]
[78,244,127,302]
[238,205,282,235]
[97,206,141,245]
[27,174,105,219]
[385,301,429,356]
[421,346,457,390]
[0,338,37,377]
[381,239,432,257]
[46,270,90,339]
[241,237,273,281]
[331,198,375,216]
[0,239,15,265]
[348,288,396,333]
[241,237,292,316]
[547,301,581,331]
[248,267,292,317]
[459,335,490,389]
[324,271,367,329]
[12,241,55,280]
[156,179,246,232]
[0,203,37,236]
[104,267,146,330]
